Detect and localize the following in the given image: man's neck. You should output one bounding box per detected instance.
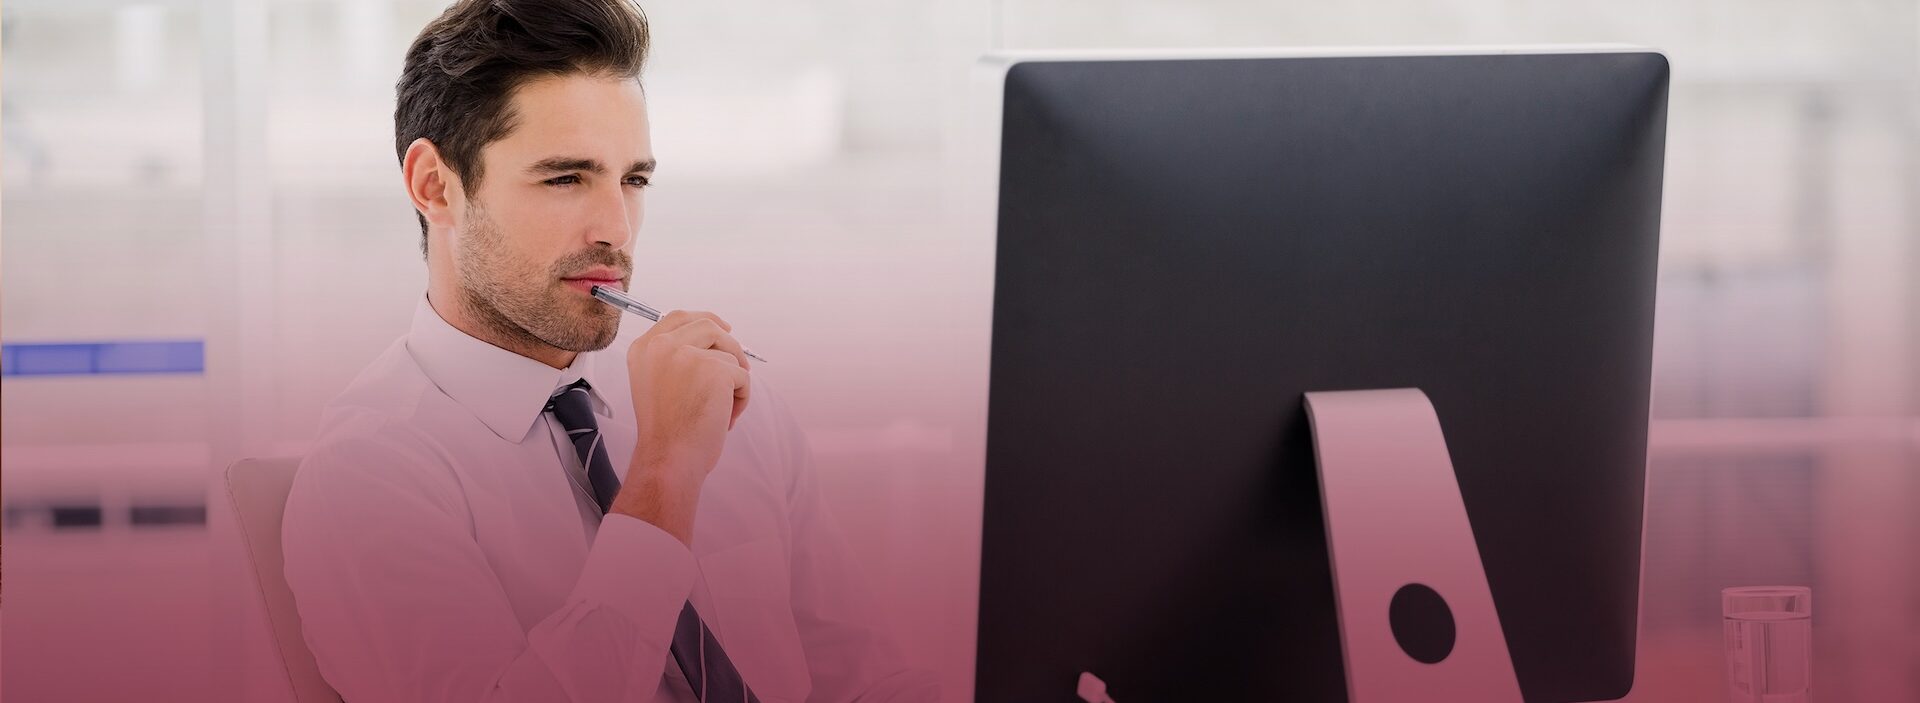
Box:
[426,288,577,370]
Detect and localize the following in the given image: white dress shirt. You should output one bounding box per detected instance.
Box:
[281,295,938,703]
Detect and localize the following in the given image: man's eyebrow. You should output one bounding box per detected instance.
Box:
[526,157,601,175]
[524,157,656,176]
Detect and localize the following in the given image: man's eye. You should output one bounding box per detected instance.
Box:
[545,175,581,186]
[624,175,651,188]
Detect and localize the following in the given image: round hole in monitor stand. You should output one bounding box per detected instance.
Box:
[1389,583,1457,664]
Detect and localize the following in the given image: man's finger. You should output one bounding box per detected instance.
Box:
[648,310,731,337]
[686,349,752,429]
[665,320,750,371]
[691,347,751,384]
[704,330,750,371]
[727,364,751,428]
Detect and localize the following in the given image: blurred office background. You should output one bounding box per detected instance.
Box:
[3,1,1916,701]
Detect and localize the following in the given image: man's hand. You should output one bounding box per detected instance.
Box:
[611,310,751,545]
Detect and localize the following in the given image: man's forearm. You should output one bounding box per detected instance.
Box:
[611,460,704,547]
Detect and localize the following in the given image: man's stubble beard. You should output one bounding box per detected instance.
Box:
[454,202,625,355]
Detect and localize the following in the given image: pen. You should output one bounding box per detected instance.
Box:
[591,284,769,363]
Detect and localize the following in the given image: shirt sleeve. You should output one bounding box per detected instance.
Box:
[760,387,944,702]
[281,422,696,703]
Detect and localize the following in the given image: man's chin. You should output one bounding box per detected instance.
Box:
[523,297,620,353]
[581,325,620,352]
[543,332,617,354]
[568,313,623,352]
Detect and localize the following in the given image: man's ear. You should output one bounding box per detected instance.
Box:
[402,138,462,232]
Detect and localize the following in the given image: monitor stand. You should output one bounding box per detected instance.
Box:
[1303,389,1526,703]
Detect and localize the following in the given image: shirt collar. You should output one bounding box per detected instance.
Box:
[407,293,613,441]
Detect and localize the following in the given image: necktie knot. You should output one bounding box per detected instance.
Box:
[546,379,597,430]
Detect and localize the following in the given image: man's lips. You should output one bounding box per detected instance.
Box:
[561,274,626,294]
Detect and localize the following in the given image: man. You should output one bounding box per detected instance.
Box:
[279,1,937,701]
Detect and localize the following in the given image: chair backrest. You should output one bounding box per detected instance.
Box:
[225,457,342,703]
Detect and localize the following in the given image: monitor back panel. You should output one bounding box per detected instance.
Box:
[978,51,1668,703]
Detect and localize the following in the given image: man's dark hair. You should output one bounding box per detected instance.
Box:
[395,0,650,256]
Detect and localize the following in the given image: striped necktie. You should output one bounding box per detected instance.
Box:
[546,379,762,703]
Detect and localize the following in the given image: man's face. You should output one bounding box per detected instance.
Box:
[447,72,653,354]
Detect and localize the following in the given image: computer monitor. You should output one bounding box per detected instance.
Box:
[974,47,1668,702]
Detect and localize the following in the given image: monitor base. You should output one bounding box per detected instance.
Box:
[1304,388,1525,703]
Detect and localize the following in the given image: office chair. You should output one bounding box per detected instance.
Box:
[224,457,342,703]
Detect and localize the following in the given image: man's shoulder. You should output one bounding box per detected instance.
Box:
[720,370,818,490]
[296,337,458,492]
[321,335,433,427]
[739,372,800,441]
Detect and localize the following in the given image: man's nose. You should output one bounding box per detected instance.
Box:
[585,181,637,249]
